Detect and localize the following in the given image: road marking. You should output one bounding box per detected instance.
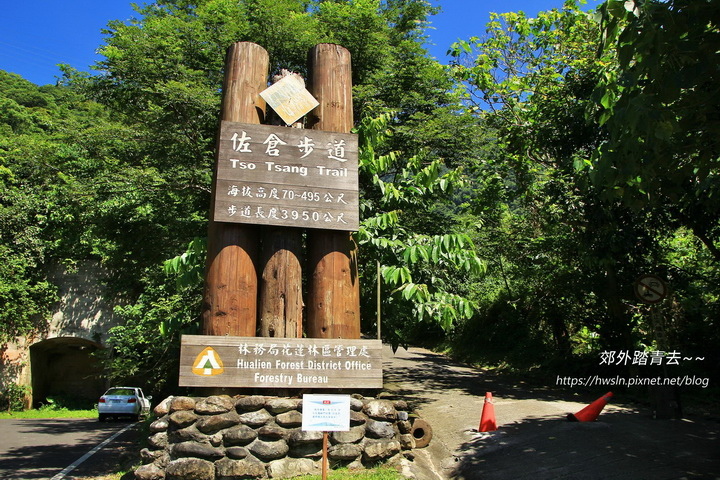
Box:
[50,423,135,480]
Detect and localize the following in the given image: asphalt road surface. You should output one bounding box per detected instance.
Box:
[0,418,138,480]
[383,346,720,480]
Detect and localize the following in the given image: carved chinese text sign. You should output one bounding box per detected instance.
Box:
[213,121,359,231]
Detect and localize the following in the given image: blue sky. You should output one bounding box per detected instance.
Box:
[0,0,601,86]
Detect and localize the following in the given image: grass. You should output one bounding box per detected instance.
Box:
[0,407,96,419]
[280,467,404,480]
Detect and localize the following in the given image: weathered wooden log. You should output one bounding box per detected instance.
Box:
[202,42,268,337]
[306,44,360,339]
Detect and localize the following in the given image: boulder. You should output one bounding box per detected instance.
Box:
[165,457,214,480]
[170,441,224,460]
[168,410,197,429]
[134,462,165,480]
[169,397,196,413]
[266,398,300,414]
[235,396,267,412]
[267,458,319,478]
[215,457,267,480]
[239,409,272,427]
[248,438,289,461]
[223,425,258,446]
[330,425,365,444]
[363,400,396,421]
[362,439,402,462]
[328,443,362,461]
[196,411,241,434]
[195,395,235,415]
[365,419,396,439]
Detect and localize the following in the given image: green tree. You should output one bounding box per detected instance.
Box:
[592,0,720,260]
[84,0,485,380]
[447,1,663,363]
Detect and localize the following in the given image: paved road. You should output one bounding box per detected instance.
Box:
[382,346,720,480]
[0,418,137,479]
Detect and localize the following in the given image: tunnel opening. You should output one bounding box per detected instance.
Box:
[30,337,105,409]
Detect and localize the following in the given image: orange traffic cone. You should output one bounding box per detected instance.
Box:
[479,392,497,432]
[567,392,613,422]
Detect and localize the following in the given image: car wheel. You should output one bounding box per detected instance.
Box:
[98,414,108,422]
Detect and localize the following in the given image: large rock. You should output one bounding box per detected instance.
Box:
[165,457,214,480]
[267,458,319,478]
[331,425,365,444]
[365,419,396,439]
[258,424,289,440]
[168,425,207,444]
[134,462,165,480]
[150,417,170,433]
[196,395,235,414]
[235,396,267,412]
[141,447,169,465]
[153,396,174,417]
[148,432,168,450]
[363,400,396,421]
[239,409,272,427]
[225,446,249,460]
[362,439,401,462]
[223,425,258,446]
[350,397,364,411]
[215,457,267,480]
[169,396,196,413]
[248,438,289,460]
[266,398,300,414]
[289,429,323,445]
[288,443,322,459]
[350,410,368,425]
[275,410,302,427]
[170,441,224,460]
[169,410,198,429]
[328,443,362,461]
[196,411,241,434]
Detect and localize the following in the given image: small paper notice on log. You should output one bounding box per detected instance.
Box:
[260,74,319,125]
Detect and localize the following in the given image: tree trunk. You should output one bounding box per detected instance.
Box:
[305,44,360,339]
[258,227,303,338]
[202,42,269,337]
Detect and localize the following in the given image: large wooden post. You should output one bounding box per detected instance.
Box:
[258,227,303,338]
[257,71,305,339]
[306,44,361,339]
[203,42,269,337]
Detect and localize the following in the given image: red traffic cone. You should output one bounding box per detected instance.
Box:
[479,392,497,432]
[567,392,613,422]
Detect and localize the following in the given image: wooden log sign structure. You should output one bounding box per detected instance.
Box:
[183,42,376,391]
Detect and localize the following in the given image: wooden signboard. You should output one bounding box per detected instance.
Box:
[213,122,359,231]
[179,335,382,389]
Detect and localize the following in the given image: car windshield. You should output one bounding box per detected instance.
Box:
[105,388,136,396]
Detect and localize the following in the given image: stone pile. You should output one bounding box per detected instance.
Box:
[134,394,430,480]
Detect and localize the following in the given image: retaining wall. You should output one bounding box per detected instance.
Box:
[134,394,432,480]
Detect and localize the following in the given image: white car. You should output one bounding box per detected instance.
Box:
[98,387,152,421]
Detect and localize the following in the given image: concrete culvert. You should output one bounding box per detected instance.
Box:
[410,418,433,448]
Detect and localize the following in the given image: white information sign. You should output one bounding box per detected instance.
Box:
[260,74,319,126]
[302,394,351,432]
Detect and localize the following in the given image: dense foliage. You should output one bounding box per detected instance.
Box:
[1,0,717,399]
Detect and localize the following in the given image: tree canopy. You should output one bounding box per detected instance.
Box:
[1,0,717,399]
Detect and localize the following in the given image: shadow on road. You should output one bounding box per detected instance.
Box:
[383,349,580,406]
[452,410,720,480]
[0,419,138,480]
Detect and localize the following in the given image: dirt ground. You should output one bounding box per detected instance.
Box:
[382,345,720,480]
